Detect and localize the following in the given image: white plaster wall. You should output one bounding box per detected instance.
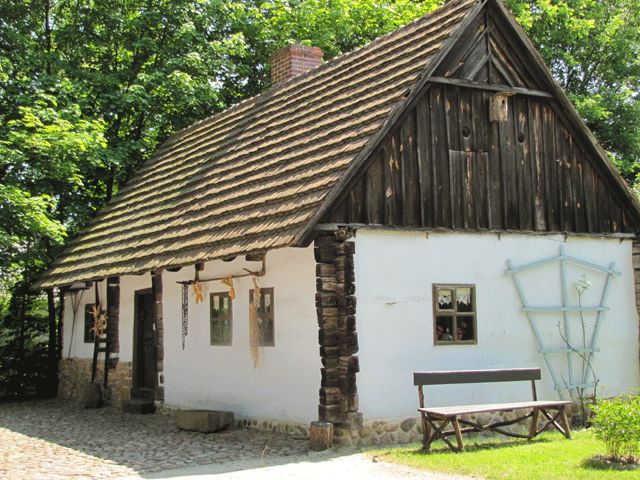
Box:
[163,246,320,423]
[354,230,640,420]
[62,279,107,360]
[62,274,151,362]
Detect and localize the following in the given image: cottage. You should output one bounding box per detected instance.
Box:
[37,0,640,446]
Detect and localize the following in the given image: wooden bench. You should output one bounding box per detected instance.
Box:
[414,368,572,452]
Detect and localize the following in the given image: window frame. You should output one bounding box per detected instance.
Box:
[249,287,275,347]
[210,291,233,346]
[432,284,477,346]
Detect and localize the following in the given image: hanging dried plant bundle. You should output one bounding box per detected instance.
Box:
[192,281,204,304]
[249,277,262,368]
[90,304,107,337]
[221,276,236,300]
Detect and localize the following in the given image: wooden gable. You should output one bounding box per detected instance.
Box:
[322,0,640,235]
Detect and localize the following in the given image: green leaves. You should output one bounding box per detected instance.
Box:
[591,393,640,460]
[0,186,66,247]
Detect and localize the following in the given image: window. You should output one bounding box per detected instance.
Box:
[84,304,95,343]
[210,292,232,345]
[433,284,476,345]
[249,287,274,346]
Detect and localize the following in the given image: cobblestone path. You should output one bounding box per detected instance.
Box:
[0,400,308,479]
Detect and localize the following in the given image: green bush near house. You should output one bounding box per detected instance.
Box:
[590,394,640,461]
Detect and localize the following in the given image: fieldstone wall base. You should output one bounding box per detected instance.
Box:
[343,408,575,447]
[235,417,310,438]
[153,405,312,437]
[58,358,132,409]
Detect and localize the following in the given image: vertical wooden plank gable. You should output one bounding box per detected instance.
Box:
[323,83,637,236]
[320,3,638,236]
[365,152,385,224]
[401,111,421,226]
[416,97,433,227]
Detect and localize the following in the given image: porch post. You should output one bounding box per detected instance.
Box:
[106,277,120,368]
[151,269,165,401]
[46,288,58,397]
[57,289,64,361]
[313,228,361,447]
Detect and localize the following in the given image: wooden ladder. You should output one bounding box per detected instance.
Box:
[91,331,110,388]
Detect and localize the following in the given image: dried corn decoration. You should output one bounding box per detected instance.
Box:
[192,281,204,304]
[221,276,236,300]
[249,277,261,368]
[90,304,107,337]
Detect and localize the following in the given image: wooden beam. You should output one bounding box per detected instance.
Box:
[57,289,64,361]
[313,223,637,239]
[429,76,552,98]
[151,270,164,401]
[106,277,120,361]
[414,368,541,386]
[46,288,57,396]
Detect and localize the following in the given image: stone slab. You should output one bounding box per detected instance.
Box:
[175,409,234,433]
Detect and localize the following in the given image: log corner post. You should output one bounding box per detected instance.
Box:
[151,269,165,402]
[313,227,361,448]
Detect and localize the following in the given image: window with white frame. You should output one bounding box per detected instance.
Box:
[433,284,477,345]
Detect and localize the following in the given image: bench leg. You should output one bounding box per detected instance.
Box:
[559,406,571,439]
[451,417,464,452]
[420,411,432,451]
[424,418,460,452]
[529,408,539,438]
[540,408,571,439]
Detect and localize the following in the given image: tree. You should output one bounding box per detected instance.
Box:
[0,0,444,400]
[2,0,640,400]
[505,0,640,185]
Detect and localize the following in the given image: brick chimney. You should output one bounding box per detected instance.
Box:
[269,45,324,85]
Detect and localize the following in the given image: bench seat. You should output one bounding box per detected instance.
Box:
[414,368,572,452]
[419,399,571,418]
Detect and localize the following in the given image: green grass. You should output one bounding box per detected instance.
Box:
[374,430,638,480]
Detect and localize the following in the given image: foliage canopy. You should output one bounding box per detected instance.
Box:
[1,0,640,398]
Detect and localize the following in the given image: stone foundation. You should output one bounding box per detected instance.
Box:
[156,404,311,438]
[235,417,310,438]
[335,407,575,447]
[58,358,133,409]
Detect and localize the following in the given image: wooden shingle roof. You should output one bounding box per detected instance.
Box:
[38,0,480,288]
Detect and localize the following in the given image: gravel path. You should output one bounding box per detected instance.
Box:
[0,400,476,480]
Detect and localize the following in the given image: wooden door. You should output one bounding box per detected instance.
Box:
[133,290,157,392]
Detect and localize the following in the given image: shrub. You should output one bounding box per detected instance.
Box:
[590,394,640,461]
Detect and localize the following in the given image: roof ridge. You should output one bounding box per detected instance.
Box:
[265,0,474,92]
[158,0,475,153]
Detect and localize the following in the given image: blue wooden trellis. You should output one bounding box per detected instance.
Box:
[506,246,619,399]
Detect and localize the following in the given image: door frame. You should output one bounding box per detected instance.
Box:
[133,288,155,391]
